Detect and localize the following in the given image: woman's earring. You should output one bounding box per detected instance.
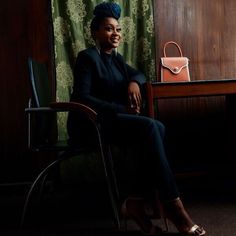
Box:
[95,39,101,55]
[114,47,118,56]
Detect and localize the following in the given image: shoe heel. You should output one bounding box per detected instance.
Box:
[163,217,169,232]
[121,197,162,235]
[121,199,128,231]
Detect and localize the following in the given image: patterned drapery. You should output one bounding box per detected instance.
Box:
[51,0,156,139]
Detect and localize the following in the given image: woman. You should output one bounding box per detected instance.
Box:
[68,2,206,235]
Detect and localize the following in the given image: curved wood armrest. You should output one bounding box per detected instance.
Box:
[49,102,97,122]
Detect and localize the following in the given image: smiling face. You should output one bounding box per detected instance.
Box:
[93,17,122,54]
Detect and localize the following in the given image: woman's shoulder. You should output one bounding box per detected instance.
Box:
[77,47,99,59]
[75,47,101,67]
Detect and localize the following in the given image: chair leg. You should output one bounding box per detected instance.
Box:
[20,151,70,227]
[106,146,120,200]
[21,143,121,229]
[101,146,121,230]
[96,129,121,230]
[38,173,48,202]
[21,171,44,227]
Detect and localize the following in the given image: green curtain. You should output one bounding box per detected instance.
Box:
[51,0,156,140]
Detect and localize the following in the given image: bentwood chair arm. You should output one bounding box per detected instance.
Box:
[49,101,98,123]
[25,101,98,150]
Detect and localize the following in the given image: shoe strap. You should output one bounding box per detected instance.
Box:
[188,224,206,235]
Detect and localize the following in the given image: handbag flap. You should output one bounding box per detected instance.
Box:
[161,57,189,74]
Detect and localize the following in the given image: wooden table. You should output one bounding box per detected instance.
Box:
[145,79,236,175]
[145,79,236,118]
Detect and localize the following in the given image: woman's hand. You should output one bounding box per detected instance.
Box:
[127,81,142,114]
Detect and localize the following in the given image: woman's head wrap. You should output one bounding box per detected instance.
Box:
[91,2,121,31]
[93,2,121,20]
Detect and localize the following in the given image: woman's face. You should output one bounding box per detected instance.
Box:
[94,17,122,53]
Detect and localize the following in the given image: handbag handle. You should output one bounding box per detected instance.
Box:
[163,41,183,57]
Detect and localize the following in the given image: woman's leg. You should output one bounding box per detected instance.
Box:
[103,113,206,235]
[105,113,179,201]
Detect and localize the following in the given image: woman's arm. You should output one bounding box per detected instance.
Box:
[124,61,146,113]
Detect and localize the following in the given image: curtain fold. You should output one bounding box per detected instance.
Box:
[51,0,156,139]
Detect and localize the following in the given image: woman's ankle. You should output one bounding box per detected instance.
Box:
[163,198,195,232]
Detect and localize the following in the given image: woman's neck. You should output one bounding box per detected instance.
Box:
[101,48,113,54]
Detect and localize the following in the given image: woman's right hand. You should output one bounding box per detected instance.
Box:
[127,81,142,114]
[126,105,140,115]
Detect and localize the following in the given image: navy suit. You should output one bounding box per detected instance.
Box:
[68,47,179,201]
[70,47,146,114]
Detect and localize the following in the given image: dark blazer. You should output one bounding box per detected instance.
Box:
[68,47,146,143]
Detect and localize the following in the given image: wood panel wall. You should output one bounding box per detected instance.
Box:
[153,0,236,120]
[153,0,236,174]
[154,0,236,81]
[0,0,54,183]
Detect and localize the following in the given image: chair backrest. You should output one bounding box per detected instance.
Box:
[27,58,57,146]
[28,58,52,107]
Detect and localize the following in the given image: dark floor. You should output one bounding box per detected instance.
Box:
[0,174,236,236]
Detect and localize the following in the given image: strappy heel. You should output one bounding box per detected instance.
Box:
[163,198,206,235]
[186,224,206,236]
[121,197,162,235]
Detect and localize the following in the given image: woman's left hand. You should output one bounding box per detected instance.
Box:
[128,81,142,112]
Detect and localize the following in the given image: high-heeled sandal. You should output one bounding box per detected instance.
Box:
[163,198,206,236]
[121,197,163,235]
[186,224,206,235]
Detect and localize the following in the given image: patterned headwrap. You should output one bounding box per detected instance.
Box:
[91,2,121,31]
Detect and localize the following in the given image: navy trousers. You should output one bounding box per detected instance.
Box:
[103,113,180,201]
